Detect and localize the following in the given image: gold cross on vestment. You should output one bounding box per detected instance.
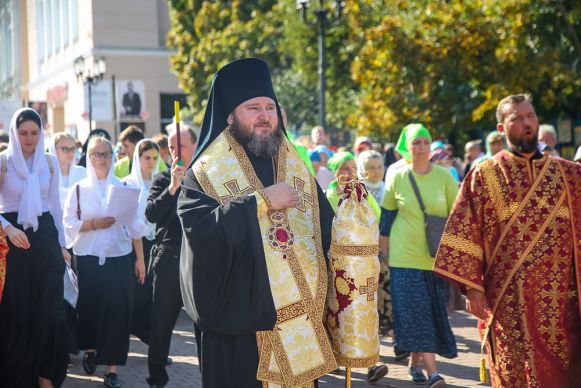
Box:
[293,177,313,212]
[219,180,254,205]
[539,316,561,343]
[540,283,564,310]
[359,277,378,301]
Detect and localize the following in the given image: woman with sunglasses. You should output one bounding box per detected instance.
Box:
[63,136,146,388]
[50,133,86,210]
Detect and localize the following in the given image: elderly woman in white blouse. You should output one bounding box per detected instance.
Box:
[0,107,70,388]
[63,136,145,388]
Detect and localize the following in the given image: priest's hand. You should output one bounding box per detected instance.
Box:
[5,224,30,249]
[466,288,490,321]
[169,157,185,195]
[265,183,300,210]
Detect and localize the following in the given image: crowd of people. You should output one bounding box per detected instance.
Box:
[0,57,580,388]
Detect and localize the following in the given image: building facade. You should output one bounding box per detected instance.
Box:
[1,0,185,140]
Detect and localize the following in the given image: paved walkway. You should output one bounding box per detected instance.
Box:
[63,310,490,387]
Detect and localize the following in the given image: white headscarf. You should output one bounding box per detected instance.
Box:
[7,107,49,231]
[85,138,117,264]
[123,139,159,240]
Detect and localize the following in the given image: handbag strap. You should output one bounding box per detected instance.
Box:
[408,169,427,217]
[76,184,81,220]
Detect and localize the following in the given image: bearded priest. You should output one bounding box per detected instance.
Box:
[178,58,337,387]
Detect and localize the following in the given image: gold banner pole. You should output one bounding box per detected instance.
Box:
[345,367,352,388]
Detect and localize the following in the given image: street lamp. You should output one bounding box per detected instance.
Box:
[297,0,344,128]
[74,55,107,132]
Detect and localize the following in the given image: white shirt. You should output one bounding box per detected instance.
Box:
[58,164,87,210]
[63,176,144,261]
[0,152,66,246]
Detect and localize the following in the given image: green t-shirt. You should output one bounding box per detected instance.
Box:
[114,155,168,179]
[382,164,458,270]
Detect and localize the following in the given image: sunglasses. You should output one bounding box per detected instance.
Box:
[58,146,77,153]
[89,152,113,160]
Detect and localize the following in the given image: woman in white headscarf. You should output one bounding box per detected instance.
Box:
[63,136,145,388]
[0,107,70,388]
[122,138,160,344]
[49,132,86,210]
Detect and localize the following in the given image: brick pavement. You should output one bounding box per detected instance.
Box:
[63,310,490,387]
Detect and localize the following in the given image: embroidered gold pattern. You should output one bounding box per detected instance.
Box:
[276,301,307,324]
[333,353,379,368]
[434,152,581,387]
[329,244,379,256]
[200,128,336,386]
[439,233,483,259]
[218,180,255,205]
[358,277,378,301]
[293,176,314,212]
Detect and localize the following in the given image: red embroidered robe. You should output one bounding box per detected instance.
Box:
[434,151,581,388]
[0,225,8,302]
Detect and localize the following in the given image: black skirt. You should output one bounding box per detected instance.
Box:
[130,237,154,344]
[76,252,134,366]
[0,212,69,387]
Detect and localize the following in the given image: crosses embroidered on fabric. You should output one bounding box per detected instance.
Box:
[359,277,378,301]
[219,180,254,205]
[293,177,313,212]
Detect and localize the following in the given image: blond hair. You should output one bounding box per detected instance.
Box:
[87,136,113,154]
[53,132,75,146]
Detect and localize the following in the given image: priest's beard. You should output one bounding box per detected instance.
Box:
[507,128,538,154]
[231,118,283,158]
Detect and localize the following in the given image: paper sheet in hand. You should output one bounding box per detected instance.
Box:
[105,185,140,225]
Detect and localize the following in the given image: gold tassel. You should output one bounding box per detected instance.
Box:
[480,356,489,384]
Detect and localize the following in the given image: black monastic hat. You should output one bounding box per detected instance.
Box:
[192,58,283,162]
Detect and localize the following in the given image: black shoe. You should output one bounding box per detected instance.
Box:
[394,347,410,362]
[367,364,389,383]
[165,357,173,366]
[82,352,97,375]
[103,372,122,388]
[149,385,164,388]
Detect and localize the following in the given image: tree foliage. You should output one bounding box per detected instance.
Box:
[167,0,581,145]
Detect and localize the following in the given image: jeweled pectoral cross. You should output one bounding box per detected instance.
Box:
[293,177,313,212]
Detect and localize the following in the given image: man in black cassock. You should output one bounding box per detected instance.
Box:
[177,58,337,387]
[145,126,198,387]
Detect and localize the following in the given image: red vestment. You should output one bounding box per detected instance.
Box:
[0,225,7,303]
[434,151,581,388]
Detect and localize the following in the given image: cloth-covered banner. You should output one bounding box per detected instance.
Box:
[325,177,380,367]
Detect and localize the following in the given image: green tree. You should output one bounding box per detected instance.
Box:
[351,0,581,144]
[167,0,581,146]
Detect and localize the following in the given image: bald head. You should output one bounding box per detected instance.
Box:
[168,127,197,165]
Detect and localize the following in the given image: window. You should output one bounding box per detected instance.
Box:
[36,0,45,61]
[71,0,78,41]
[62,0,68,47]
[52,0,60,54]
[159,93,188,133]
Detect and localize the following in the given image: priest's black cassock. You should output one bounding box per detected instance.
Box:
[178,58,333,388]
[178,147,333,387]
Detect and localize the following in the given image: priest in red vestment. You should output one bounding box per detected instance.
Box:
[434,94,581,388]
